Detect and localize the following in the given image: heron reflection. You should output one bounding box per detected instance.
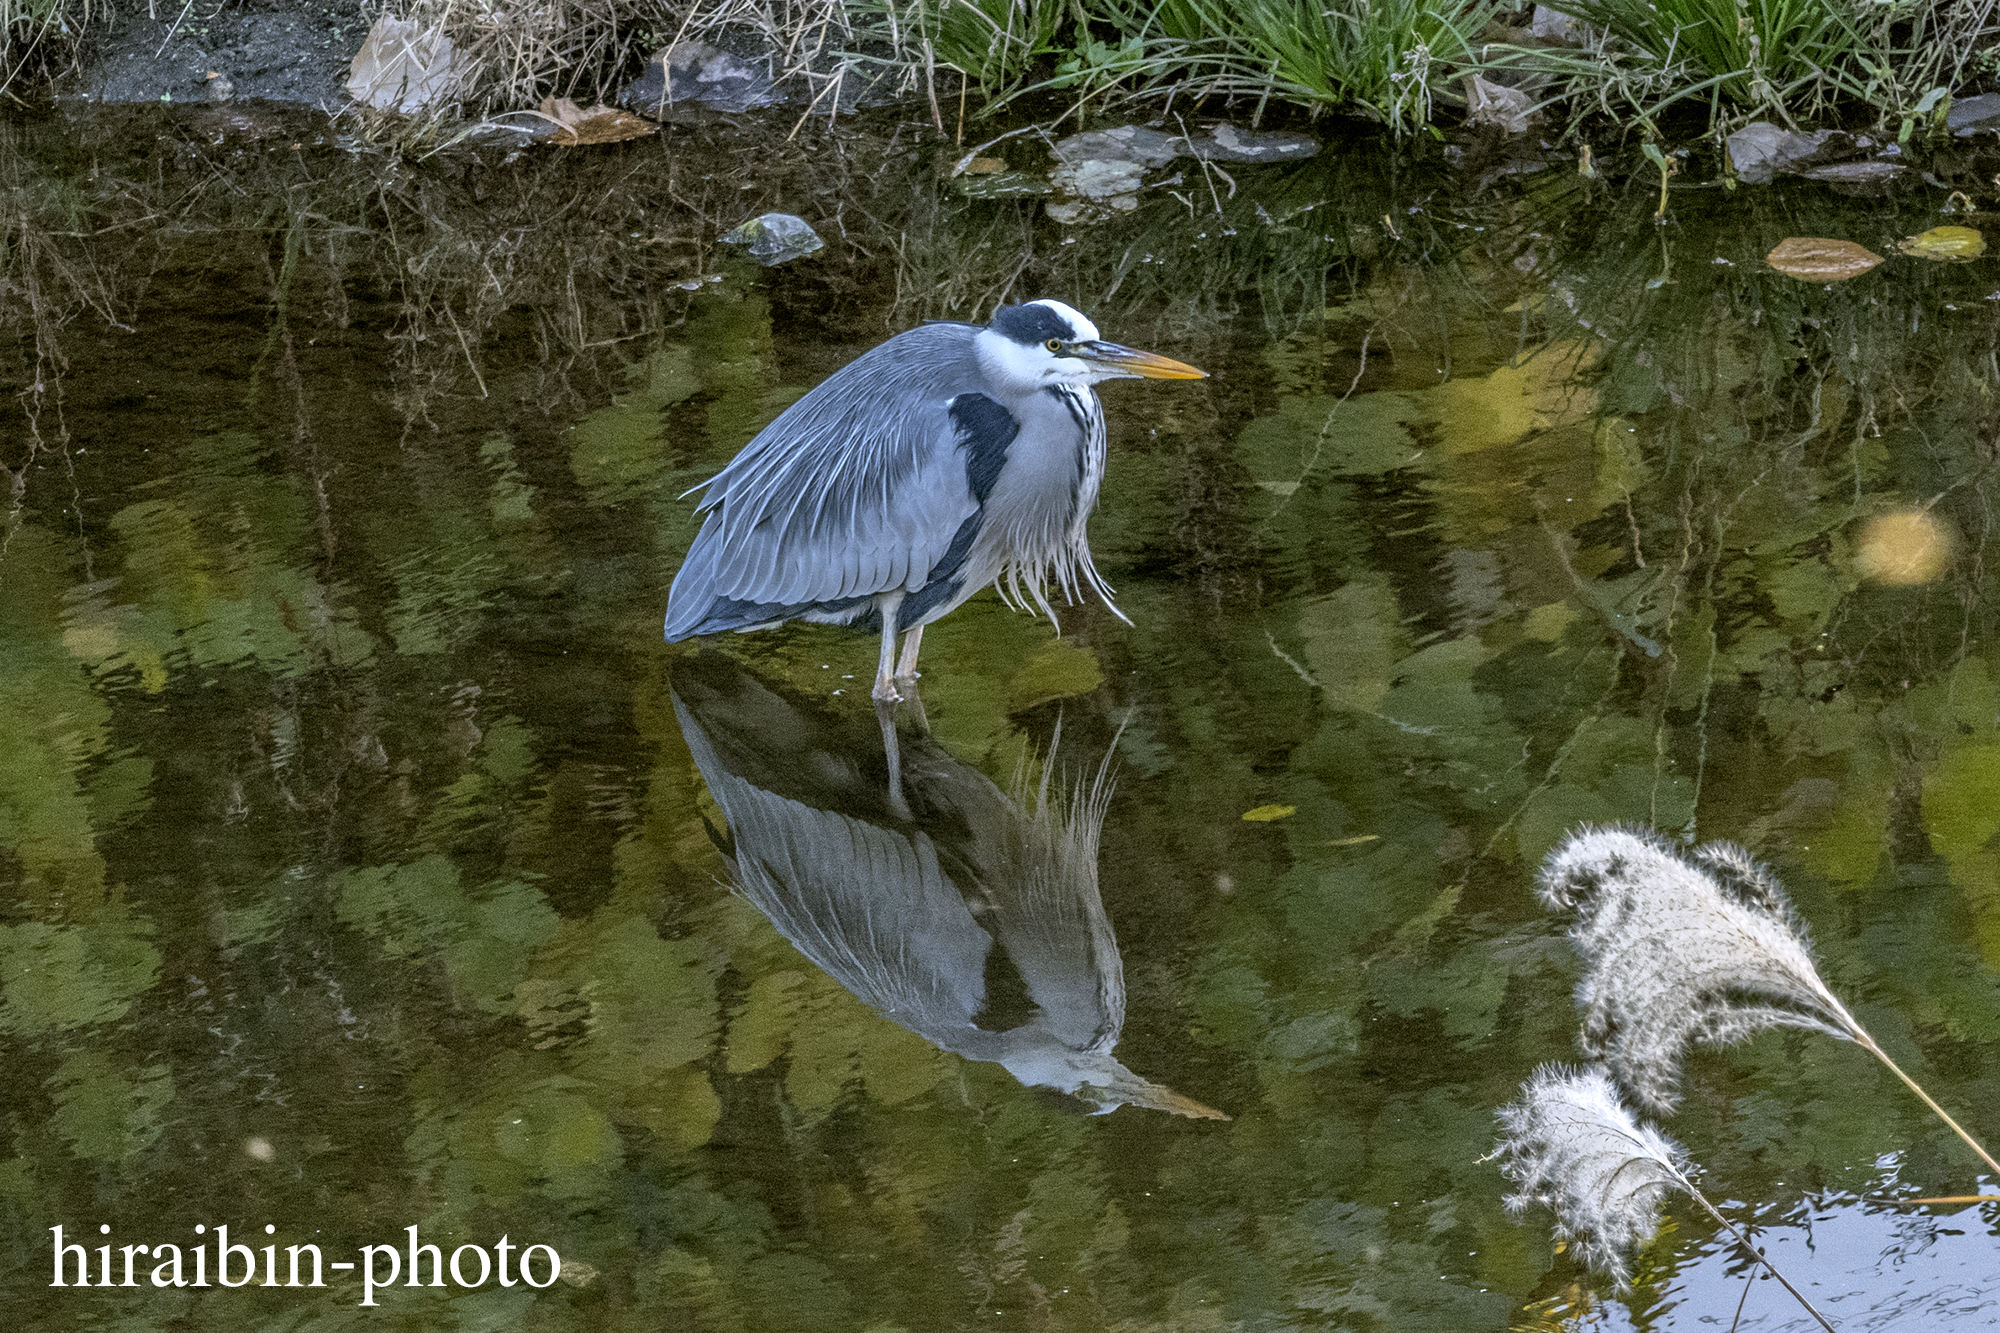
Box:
[672,655,1226,1119]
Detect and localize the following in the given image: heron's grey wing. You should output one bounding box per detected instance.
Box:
[666,324,1013,631]
[675,697,992,1040]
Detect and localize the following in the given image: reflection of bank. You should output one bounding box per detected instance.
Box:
[672,656,1226,1119]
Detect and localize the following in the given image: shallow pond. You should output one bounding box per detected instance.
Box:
[0,106,1995,1330]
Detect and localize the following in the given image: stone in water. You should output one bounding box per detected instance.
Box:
[722,213,824,266]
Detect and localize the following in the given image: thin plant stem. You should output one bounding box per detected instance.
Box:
[1852,1031,2000,1178]
[1727,1266,1754,1333]
[1683,1190,1837,1333]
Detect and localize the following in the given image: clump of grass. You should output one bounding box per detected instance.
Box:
[1542,0,1859,116]
[1495,1063,1835,1329]
[2,0,91,94]
[1484,0,2000,135]
[1844,0,2000,132]
[1540,826,2000,1176]
[392,0,855,115]
[1048,0,1497,132]
[851,0,1064,95]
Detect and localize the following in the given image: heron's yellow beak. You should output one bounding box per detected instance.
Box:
[1073,341,1208,380]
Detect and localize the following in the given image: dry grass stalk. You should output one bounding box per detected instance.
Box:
[395,0,852,116]
[1539,826,2000,1177]
[1496,1064,1835,1329]
[1,0,91,94]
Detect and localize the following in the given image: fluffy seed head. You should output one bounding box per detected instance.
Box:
[1538,826,1860,1114]
[1494,1063,1693,1288]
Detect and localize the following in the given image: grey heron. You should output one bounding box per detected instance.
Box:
[672,655,1227,1119]
[663,300,1205,701]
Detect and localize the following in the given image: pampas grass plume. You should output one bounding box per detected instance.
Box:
[1538,826,1860,1114]
[1495,1064,1692,1288]
[1539,825,1999,1177]
[1495,1063,1838,1329]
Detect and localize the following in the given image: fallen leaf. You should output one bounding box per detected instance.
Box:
[964,156,1007,174]
[533,97,655,146]
[1241,804,1295,822]
[1765,237,1884,281]
[1326,834,1380,846]
[1898,225,1985,262]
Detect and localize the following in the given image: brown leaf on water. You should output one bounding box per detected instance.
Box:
[1765,237,1884,282]
[534,97,655,146]
[1898,225,1985,262]
[964,156,1008,174]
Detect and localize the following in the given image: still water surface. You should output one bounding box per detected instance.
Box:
[0,108,1995,1330]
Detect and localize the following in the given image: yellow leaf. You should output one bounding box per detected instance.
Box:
[1765,237,1884,282]
[1241,804,1295,822]
[1898,225,1984,262]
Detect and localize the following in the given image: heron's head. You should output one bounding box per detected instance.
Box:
[978,299,1206,392]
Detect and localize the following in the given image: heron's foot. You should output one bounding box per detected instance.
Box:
[892,667,921,693]
[871,673,903,704]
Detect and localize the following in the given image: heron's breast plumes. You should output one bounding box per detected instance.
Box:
[972,385,1124,627]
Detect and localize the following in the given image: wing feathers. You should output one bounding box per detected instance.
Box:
[667,324,1003,627]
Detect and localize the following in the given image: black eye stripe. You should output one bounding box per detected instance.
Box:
[990,303,1076,346]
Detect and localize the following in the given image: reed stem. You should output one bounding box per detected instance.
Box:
[1683,1189,1837,1333]
[1853,1031,2000,1178]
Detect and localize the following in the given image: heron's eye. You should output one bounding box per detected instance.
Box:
[1046,339,1064,353]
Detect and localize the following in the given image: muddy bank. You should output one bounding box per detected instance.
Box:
[59,0,875,117]
[67,0,374,107]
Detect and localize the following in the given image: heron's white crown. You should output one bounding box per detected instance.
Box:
[975,299,1110,394]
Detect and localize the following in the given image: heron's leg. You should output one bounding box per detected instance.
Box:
[870,592,906,703]
[893,623,925,685]
[900,683,932,737]
[875,697,912,820]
